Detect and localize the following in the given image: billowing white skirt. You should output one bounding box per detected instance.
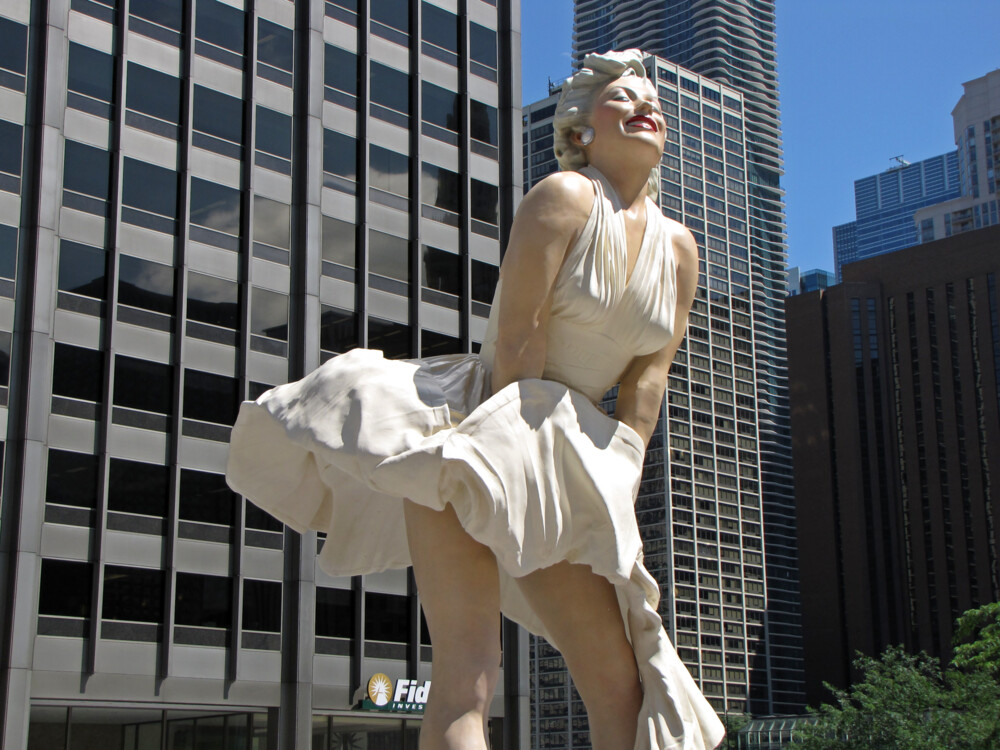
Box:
[226,348,725,750]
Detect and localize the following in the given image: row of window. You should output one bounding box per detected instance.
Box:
[60,139,499,244]
[39,558,422,644]
[65,0,499,82]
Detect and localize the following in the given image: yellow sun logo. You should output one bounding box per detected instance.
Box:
[367,673,392,706]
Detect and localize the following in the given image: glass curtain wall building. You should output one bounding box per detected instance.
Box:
[832,152,960,279]
[572,0,803,713]
[524,58,773,748]
[0,0,522,747]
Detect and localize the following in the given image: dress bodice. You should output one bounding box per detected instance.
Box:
[479,166,679,402]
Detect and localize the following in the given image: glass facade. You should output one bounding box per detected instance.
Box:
[833,152,961,278]
[1,1,520,747]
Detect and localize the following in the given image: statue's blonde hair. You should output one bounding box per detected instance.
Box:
[553,49,659,200]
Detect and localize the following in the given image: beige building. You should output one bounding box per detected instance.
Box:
[914,69,1000,240]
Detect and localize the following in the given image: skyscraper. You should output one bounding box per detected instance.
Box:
[572,0,804,713]
[787,225,1000,705]
[0,0,523,747]
[524,55,785,748]
[914,69,1000,241]
[832,152,961,278]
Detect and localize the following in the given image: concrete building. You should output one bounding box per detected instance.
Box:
[524,55,782,748]
[915,69,1000,241]
[832,152,961,278]
[572,0,804,714]
[787,226,1000,706]
[0,0,524,747]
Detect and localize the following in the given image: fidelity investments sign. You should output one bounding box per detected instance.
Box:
[363,673,431,713]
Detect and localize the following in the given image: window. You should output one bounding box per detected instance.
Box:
[471,259,498,306]
[316,587,353,638]
[122,158,179,233]
[58,240,106,300]
[253,196,291,256]
[130,0,183,45]
[184,369,239,426]
[422,246,460,296]
[193,85,243,157]
[422,81,459,143]
[369,145,409,208]
[179,468,237,525]
[118,255,174,316]
[62,141,111,215]
[52,344,103,403]
[251,288,288,341]
[126,63,182,137]
[195,0,245,68]
[422,163,460,221]
[365,592,409,642]
[324,45,357,108]
[323,129,357,193]
[370,62,409,128]
[320,306,359,354]
[257,19,293,84]
[45,449,99,508]
[322,215,356,269]
[421,3,459,65]
[471,100,499,153]
[190,178,241,249]
[243,579,281,632]
[255,106,291,174]
[369,230,409,294]
[67,43,113,116]
[370,0,409,44]
[0,330,9,387]
[187,272,239,330]
[103,565,164,623]
[470,23,497,80]
[0,16,27,92]
[175,573,231,628]
[0,223,15,280]
[246,501,282,532]
[114,356,173,414]
[471,179,498,225]
[368,317,410,359]
[108,458,169,516]
[39,560,93,618]
[422,329,461,357]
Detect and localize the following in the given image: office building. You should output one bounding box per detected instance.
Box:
[786,267,835,297]
[832,152,961,278]
[0,0,523,747]
[787,226,1000,705]
[572,0,804,713]
[914,70,1000,241]
[525,56,782,748]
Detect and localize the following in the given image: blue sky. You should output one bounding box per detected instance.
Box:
[521,0,1000,272]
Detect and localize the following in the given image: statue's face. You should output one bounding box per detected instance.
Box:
[586,76,666,161]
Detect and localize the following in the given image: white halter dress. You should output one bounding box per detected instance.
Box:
[226,166,726,750]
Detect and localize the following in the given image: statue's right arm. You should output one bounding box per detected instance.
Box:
[490,172,595,394]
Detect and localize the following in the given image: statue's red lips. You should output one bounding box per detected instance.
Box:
[626,115,658,132]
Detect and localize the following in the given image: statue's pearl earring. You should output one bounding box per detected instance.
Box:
[579,127,595,146]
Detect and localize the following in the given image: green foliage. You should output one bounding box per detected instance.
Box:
[792,603,1000,749]
[952,601,1000,678]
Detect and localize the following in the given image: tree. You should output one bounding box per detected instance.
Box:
[791,603,1000,749]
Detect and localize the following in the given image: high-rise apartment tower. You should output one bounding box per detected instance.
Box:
[524,55,781,747]
[0,0,524,747]
[572,0,803,712]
